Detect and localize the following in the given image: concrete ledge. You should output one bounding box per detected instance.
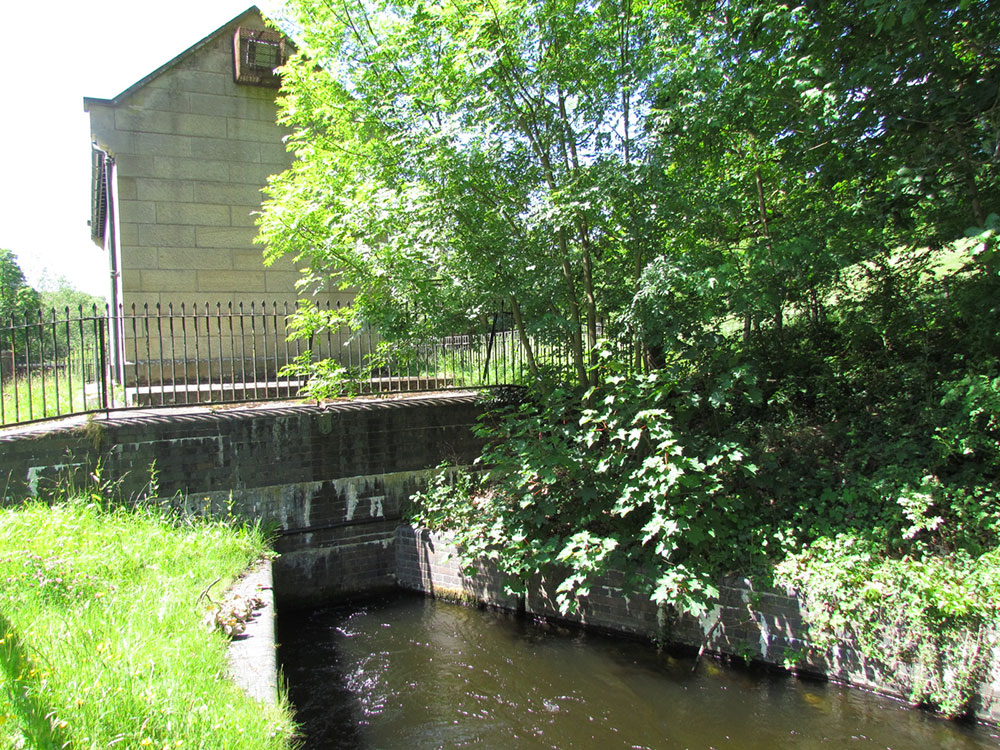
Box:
[225,558,278,704]
[0,392,484,508]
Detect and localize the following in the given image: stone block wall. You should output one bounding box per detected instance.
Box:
[85,8,321,314]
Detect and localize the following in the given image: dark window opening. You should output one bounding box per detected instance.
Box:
[233,27,287,87]
[90,148,108,247]
[248,37,281,71]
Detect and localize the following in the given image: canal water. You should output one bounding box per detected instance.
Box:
[279,592,1000,749]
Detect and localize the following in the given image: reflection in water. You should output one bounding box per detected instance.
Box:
[279,593,1000,750]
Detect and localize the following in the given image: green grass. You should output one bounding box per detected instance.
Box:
[713,239,979,339]
[0,499,297,749]
[407,335,577,388]
[1,370,96,425]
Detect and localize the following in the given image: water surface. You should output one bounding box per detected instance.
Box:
[279,593,1000,749]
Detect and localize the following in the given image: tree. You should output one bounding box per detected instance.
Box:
[0,249,42,369]
[802,0,999,243]
[39,274,105,314]
[0,249,40,325]
[259,0,684,388]
[39,275,107,360]
[261,0,998,385]
[629,0,998,359]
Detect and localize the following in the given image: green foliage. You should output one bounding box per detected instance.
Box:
[0,274,108,424]
[0,499,296,749]
[937,367,1000,471]
[38,275,105,312]
[412,256,1000,714]
[410,465,483,532]
[1,369,95,425]
[261,0,700,387]
[618,0,999,357]
[0,552,103,606]
[265,0,999,717]
[279,349,359,400]
[776,536,1000,717]
[414,361,764,617]
[38,276,107,361]
[966,213,1000,273]
[0,249,39,326]
[263,0,998,386]
[0,249,42,367]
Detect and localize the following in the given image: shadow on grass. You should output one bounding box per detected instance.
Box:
[0,612,73,749]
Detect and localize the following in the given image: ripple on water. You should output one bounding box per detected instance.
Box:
[279,593,1000,750]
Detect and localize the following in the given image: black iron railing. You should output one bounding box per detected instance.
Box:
[1,305,112,425]
[0,301,581,426]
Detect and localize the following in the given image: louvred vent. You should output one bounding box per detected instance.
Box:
[233,27,286,87]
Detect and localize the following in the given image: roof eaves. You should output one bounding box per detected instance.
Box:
[83,5,266,111]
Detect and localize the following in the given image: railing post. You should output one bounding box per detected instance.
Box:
[215,302,225,402]
[155,303,165,402]
[482,311,498,384]
[181,303,191,405]
[168,303,179,405]
[239,302,248,397]
[250,301,259,400]
[271,301,279,397]
[282,301,291,398]
[193,303,202,402]
[62,307,73,415]
[98,308,109,411]
[228,302,237,399]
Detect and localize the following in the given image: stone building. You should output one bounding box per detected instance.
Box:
[84,6,347,392]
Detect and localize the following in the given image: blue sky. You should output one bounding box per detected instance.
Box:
[1,0,280,298]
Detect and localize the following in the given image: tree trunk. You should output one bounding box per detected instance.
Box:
[508,295,540,381]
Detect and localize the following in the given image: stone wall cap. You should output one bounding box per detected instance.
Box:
[0,390,481,441]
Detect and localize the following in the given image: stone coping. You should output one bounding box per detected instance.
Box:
[224,558,279,704]
[0,390,480,440]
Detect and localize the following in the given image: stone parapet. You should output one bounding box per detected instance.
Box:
[0,395,484,606]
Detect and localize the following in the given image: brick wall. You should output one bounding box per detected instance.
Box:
[396,526,1000,724]
[0,395,484,603]
[8,396,999,722]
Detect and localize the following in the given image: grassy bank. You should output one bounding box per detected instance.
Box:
[0,499,297,749]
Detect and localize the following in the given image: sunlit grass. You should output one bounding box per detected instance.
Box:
[0,499,297,749]
[404,335,579,388]
[0,369,98,425]
[714,240,979,339]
